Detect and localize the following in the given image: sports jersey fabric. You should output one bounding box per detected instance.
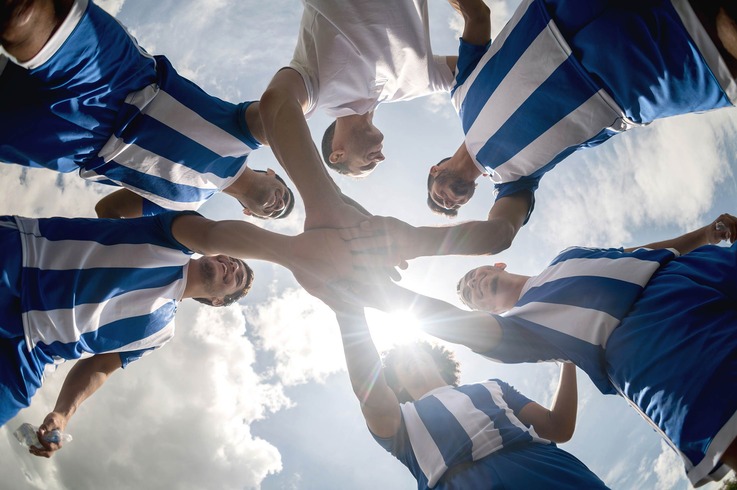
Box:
[289,0,454,118]
[0,0,260,212]
[0,212,193,426]
[373,379,608,489]
[483,243,737,486]
[451,0,735,207]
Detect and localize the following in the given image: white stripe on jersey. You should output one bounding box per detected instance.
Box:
[526,255,668,294]
[505,301,619,347]
[23,283,183,349]
[123,84,251,158]
[21,236,190,271]
[401,402,449,487]
[432,385,504,461]
[462,21,571,181]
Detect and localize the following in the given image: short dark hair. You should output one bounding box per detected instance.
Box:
[246,170,295,219]
[321,120,352,175]
[426,157,457,218]
[382,341,460,403]
[193,259,254,307]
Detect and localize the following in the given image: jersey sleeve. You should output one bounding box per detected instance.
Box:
[479,314,566,364]
[494,378,534,416]
[118,346,158,368]
[451,39,491,96]
[153,210,202,253]
[141,198,167,216]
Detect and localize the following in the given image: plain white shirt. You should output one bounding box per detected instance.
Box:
[289,0,454,118]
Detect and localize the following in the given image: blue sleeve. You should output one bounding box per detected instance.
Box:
[451,38,491,96]
[141,198,167,216]
[479,314,566,364]
[154,210,201,254]
[118,347,157,368]
[494,177,538,225]
[494,379,534,416]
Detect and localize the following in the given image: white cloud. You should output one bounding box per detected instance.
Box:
[653,441,687,490]
[96,0,126,16]
[1,302,288,490]
[247,288,345,386]
[529,109,737,250]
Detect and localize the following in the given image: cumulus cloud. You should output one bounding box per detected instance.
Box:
[529,110,737,250]
[2,302,289,490]
[96,0,126,16]
[246,288,345,386]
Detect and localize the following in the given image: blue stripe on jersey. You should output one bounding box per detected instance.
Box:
[90,160,221,205]
[475,57,598,170]
[154,57,260,148]
[21,266,184,311]
[459,2,543,132]
[118,346,157,367]
[493,315,614,393]
[111,111,248,180]
[39,302,176,359]
[518,276,644,319]
[451,41,490,98]
[456,383,534,447]
[414,395,474,466]
[549,246,675,267]
[33,213,192,252]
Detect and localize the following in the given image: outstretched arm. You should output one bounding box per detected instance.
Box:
[31,352,122,458]
[171,213,397,298]
[259,68,368,230]
[343,191,531,260]
[345,280,502,353]
[332,306,401,438]
[625,213,736,254]
[517,363,578,443]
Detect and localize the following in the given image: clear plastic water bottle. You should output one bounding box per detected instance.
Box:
[13,423,72,448]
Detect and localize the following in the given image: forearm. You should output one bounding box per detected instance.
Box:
[410,218,517,257]
[175,216,293,267]
[52,353,121,428]
[259,82,343,210]
[94,189,143,219]
[629,213,736,253]
[334,309,387,404]
[371,283,501,352]
[457,0,491,46]
[546,363,577,442]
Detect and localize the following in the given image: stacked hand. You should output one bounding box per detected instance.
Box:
[29,412,68,458]
[709,213,736,244]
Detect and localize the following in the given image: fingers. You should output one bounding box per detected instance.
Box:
[713,213,736,243]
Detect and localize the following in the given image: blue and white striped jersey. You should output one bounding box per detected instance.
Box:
[375,380,549,488]
[451,0,734,203]
[484,246,677,393]
[12,212,192,367]
[0,0,261,213]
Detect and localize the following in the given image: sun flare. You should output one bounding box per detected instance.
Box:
[365,308,424,352]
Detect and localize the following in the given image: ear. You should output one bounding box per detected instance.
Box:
[266,168,276,176]
[329,150,345,164]
[241,207,253,216]
[429,165,441,177]
[493,262,507,270]
[210,297,225,307]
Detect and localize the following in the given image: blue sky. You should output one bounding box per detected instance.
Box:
[0,0,736,489]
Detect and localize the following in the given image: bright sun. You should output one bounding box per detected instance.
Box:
[365,308,423,352]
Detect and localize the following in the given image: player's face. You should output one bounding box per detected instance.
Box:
[199,255,249,301]
[343,125,385,177]
[240,169,291,219]
[429,169,475,211]
[457,265,515,313]
[392,348,439,396]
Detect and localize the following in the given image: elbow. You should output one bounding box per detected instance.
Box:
[94,200,115,219]
[485,220,516,255]
[550,427,574,444]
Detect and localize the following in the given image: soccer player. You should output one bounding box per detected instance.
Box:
[258,0,457,231]
[342,213,737,486]
[329,307,609,488]
[0,0,294,219]
[0,210,391,455]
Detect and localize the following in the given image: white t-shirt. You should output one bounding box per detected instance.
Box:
[289,0,454,118]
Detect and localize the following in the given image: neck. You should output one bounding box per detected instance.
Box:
[451,143,483,181]
[181,259,204,299]
[222,167,255,197]
[510,273,532,302]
